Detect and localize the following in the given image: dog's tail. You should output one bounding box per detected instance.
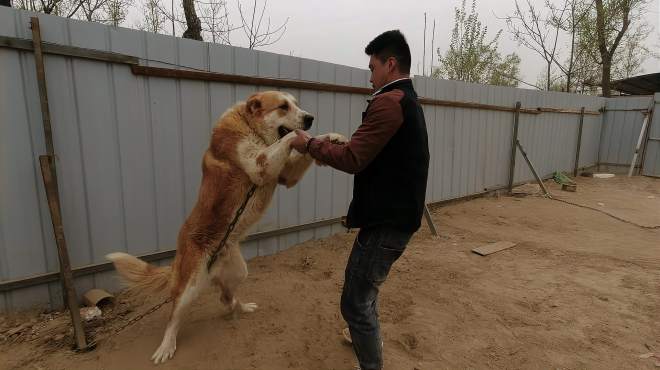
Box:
[106,252,172,294]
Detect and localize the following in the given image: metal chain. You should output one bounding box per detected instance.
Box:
[207,184,258,271]
[93,184,258,345]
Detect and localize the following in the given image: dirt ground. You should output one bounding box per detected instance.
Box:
[1,175,659,370]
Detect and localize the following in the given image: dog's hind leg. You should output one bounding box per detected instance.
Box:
[211,242,257,319]
[151,274,201,364]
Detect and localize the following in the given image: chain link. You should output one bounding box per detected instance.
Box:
[207,184,257,271]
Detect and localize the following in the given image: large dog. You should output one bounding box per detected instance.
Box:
[107,91,346,364]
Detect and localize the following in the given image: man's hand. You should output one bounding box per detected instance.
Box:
[291,129,312,153]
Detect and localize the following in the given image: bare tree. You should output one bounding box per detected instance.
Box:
[197,0,242,43]
[136,0,168,33]
[502,0,569,90]
[182,0,203,40]
[237,0,288,49]
[549,0,595,92]
[104,0,132,26]
[79,0,108,21]
[15,0,83,16]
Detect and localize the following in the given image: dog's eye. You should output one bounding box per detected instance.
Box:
[279,103,289,111]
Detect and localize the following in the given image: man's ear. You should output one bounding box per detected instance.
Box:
[387,57,397,74]
[246,94,262,116]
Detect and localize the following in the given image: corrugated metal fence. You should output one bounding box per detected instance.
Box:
[599,95,654,168]
[2,8,649,311]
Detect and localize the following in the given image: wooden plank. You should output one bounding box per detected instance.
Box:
[0,35,139,65]
[39,156,88,349]
[131,65,604,116]
[132,64,371,95]
[574,107,585,176]
[0,216,342,292]
[472,241,517,256]
[508,103,521,192]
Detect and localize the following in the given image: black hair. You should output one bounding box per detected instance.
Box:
[364,30,411,74]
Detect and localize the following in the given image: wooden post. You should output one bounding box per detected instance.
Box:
[31,18,55,157]
[638,101,655,176]
[31,17,88,351]
[508,102,521,193]
[628,113,650,177]
[39,156,88,350]
[516,141,551,198]
[423,205,438,236]
[573,107,585,177]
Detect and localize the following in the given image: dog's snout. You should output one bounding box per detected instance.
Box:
[303,114,314,130]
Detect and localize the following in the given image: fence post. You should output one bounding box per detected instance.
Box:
[638,99,655,175]
[573,107,585,177]
[31,17,89,351]
[508,102,521,193]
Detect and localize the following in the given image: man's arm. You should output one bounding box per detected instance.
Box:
[292,90,405,174]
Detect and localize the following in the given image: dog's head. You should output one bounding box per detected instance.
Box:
[244,91,314,144]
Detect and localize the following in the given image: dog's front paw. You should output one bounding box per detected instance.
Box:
[316,133,348,145]
[282,130,299,144]
[240,302,258,313]
[152,340,177,364]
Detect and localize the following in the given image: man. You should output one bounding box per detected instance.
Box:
[291,30,429,369]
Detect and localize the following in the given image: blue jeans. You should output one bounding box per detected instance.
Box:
[341,226,413,370]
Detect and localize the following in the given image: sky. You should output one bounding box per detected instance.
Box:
[133,0,660,87]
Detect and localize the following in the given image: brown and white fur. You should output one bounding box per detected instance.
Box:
[106,91,346,364]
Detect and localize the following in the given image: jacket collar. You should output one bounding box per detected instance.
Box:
[371,78,413,96]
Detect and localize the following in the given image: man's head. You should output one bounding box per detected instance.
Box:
[364,30,411,90]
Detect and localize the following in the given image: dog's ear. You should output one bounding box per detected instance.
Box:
[246,94,262,116]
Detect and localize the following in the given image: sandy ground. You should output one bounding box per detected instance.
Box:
[1,175,659,370]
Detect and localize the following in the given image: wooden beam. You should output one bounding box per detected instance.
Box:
[0,217,343,292]
[418,97,541,115]
[639,102,656,175]
[0,35,600,116]
[423,205,438,236]
[39,156,88,350]
[516,140,551,197]
[535,107,600,115]
[574,107,585,177]
[508,102,521,193]
[0,35,139,65]
[32,17,88,351]
[131,65,373,95]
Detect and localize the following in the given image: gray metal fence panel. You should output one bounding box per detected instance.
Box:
[599,96,654,166]
[412,76,604,202]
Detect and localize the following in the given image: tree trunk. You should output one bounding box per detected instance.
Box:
[182,0,203,41]
[546,61,551,91]
[601,57,611,97]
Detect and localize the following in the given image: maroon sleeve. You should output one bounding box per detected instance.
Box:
[307,89,404,174]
